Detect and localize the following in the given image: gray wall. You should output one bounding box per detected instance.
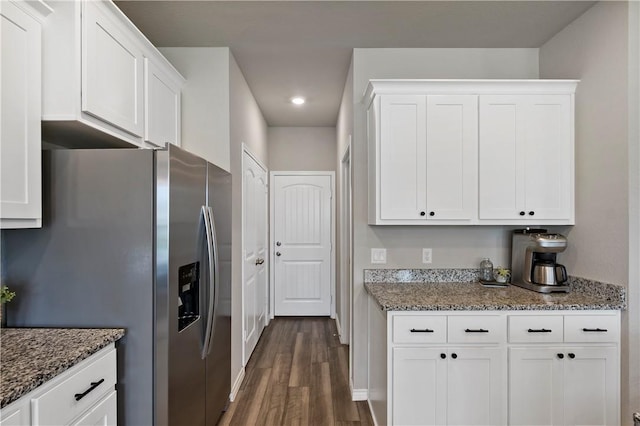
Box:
[229,52,269,391]
[540,2,638,421]
[346,48,540,391]
[268,127,336,171]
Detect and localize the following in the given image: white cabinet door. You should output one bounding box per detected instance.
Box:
[479,95,572,222]
[509,347,564,426]
[563,346,618,426]
[425,95,477,221]
[71,391,117,426]
[447,347,505,426]
[0,1,42,229]
[379,95,427,221]
[145,58,181,147]
[392,347,447,426]
[82,1,144,137]
[522,95,572,220]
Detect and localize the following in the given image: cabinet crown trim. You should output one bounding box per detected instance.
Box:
[363,79,579,108]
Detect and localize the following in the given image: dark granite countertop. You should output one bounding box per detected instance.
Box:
[365,281,625,311]
[363,269,626,312]
[0,328,125,408]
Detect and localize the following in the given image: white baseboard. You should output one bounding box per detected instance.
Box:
[350,377,368,401]
[229,367,245,402]
[367,398,379,426]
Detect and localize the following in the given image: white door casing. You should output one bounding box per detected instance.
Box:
[271,172,334,316]
[340,143,352,345]
[242,147,268,366]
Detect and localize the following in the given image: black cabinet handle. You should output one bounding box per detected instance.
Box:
[420,211,426,216]
[583,328,608,332]
[74,378,105,401]
[410,328,434,333]
[429,211,435,217]
[528,328,552,333]
[440,353,446,359]
[465,328,489,333]
[451,353,458,359]
[568,353,576,359]
[528,211,535,216]
[519,211,525,216]
[557,353,564,359]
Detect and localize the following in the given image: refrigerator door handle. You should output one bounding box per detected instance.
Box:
[203,206,220,357]
[200,205,215,359]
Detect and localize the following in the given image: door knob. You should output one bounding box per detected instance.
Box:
[276,252,281,257]
[276,241,281,246]
[255,258,264,265]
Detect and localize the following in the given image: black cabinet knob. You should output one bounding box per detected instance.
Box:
[440,353,446,359]
[451,353,457,359]
[429,211,435,217]
[557,353,564,359]
[528,211,535,216]
[568,353,576,359]
[519,211,525,216]
[420,211,426,216]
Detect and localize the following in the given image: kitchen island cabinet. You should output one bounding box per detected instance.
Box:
[365,276,624,426]
[0,328,124,426]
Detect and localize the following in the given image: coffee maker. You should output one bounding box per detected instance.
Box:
[511,228,569,293]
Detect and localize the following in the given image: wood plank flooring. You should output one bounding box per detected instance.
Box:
[219,317,373,426]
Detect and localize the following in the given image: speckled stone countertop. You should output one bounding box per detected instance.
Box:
[364,269,626,312]
[0,328,125,408]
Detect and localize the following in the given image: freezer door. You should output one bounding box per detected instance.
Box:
[156,144,208,426]
[205,162,232,425]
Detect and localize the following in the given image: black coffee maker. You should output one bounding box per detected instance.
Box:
[511,229,569,293]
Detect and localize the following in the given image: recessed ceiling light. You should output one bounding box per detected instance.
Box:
[291,96,305,105]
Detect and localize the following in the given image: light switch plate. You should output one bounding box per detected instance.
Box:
[371,248,387,264]
[422,248,433,264]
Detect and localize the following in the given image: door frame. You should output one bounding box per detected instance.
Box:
[241,144,269,367]
[269,171,336,319]
[340,142,352,345]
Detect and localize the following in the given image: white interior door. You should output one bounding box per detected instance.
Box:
[242,150,268,365]
[273,173,333,316]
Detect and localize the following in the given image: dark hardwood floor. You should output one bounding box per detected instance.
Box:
[219,317,373,425]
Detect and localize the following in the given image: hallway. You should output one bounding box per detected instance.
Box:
[219,317,373,425]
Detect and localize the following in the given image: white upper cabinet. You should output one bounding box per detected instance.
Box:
[425,95,478,221]
[377,95,427,222]
[0,0,51,229]
[41,0,184,148]
[82,0,144,137]
[145,58,182,147]
[479,95,573,222]
[365,80,578,225]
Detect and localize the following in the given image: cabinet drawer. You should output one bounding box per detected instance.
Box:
[392,315,447,344]
[509,315,563,343]
[564,315,619,343]
[32,347,117,425]
[448,315,506,343]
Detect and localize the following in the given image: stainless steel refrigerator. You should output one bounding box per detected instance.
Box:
[3,144,231,426]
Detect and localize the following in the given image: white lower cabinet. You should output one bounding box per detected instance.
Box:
[0,345,117,426]
[509,346,618,426]
[393,346,505,425]
[370,309,620,426]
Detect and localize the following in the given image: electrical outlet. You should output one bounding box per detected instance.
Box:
[371,248,387,264]
[422,248,433,264]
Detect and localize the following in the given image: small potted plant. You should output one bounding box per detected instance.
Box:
[494,267,510,283]
[0,285,16,327]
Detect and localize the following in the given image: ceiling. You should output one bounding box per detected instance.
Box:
[116,1,596,127]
